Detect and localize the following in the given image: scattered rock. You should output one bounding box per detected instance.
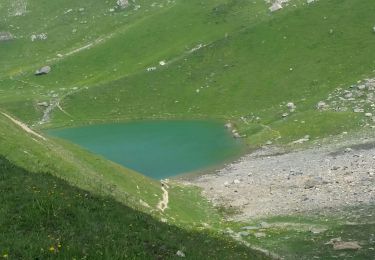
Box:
[316,101,329,110]
[176,250,186,257]
[233,179,241,184]
[238,231,249,237]
[241,226,259,230]
[9,0,27,16]
[304,177,322,189]
[224,122,233,129]
[191,125,375,219]
[268,0,290,13]
[139,199,150,208]
[357,85,366,90]
[333,241,361,251]
[254,232,266,238]
[232,132,241,138]
[365,113,373,117]
[224,228,234,234]
[0,32,13,41]
[35,66,51,76]
[325,237,342,245]
[292,135,310,144]
[354,108,364,113]
[117,0,129,9]
[30,33,47,42]
[286,102,296,112]
[269,3,282,12]
[146,67,156,72]
[309,227,327,234]
[37,102,49,107]
[259,222,270,228]
[282,112,289,118]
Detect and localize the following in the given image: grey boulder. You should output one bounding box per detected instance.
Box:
[35,66,51,76]
[0,32,13,41]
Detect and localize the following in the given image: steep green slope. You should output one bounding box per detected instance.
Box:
[0,0,276,123]
[0,0,180,123]
[0,112,221,226]
[0,156,266,259]
[1,0,372,147]
[55,0,375,145]
[0,0,171,74]
[0,112,162,210]
[1,0,375,257]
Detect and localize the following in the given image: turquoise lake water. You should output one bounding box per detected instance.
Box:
[48,121,244,179]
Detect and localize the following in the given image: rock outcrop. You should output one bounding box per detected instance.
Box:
[0,32,13,41]
[35,66,51,76]
[117,0,129,9]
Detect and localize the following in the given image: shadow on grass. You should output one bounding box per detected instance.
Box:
[0,156,267,259]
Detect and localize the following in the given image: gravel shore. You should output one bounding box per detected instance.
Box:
[187,135,375,220]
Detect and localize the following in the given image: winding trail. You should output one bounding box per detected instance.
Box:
[157,179,169,212]
[39,99,73,125]
[1,112,46,141]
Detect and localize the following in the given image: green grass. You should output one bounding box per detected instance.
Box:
[2,0,375,146]
[14,0,374,145]
[0,156,266,259]
[1,110,237,229]
[225,206,375,259]
[1,0,375,258]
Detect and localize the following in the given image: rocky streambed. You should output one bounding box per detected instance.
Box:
[187,135,375,220]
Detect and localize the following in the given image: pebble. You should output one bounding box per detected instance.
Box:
[176,250,186,257]
[192,135,375,219]
[254,232,267,238]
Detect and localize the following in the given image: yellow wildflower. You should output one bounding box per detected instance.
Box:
[49,246,55,252]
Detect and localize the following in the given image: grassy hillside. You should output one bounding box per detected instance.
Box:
[0,112,270,257]
[1,0,375,258]
[1,0,374,146]
[0,111,226,226]
[56,0,374,145]
[0,156,266,259]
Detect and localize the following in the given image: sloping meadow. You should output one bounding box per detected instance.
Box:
[15,0,374,146]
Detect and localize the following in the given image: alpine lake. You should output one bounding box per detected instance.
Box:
[48,120,245,179]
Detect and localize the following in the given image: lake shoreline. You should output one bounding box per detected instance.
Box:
[186,132,375,220]
[47,120,244,179]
